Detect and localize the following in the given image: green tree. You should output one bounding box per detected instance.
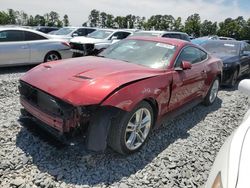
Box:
[48,11,60,26]
[100,12,107,28]
[114,16,127,28]
[173,17,183,31]
[34,15,45,26]
[0,11,10,25]
[184,13,201,37]
[106,14,114,28]
[7,9,17,24]
[27,15,35,26]
[200,20,217,36]
[63,14,69,26]
[82,22,88,26]
[88,9,100,27]
[217,18,240,39]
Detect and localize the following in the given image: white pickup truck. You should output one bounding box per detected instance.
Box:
[69,29,133,57]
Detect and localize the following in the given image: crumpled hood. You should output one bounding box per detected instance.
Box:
[20,56,162,106]
[70,36,106,44]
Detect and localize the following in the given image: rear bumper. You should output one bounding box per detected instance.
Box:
[59,49,73,59]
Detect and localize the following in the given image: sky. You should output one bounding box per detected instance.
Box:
[0,0,250,26]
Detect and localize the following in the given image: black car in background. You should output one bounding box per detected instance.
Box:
[201,40,250,86]
[35,26,59,34]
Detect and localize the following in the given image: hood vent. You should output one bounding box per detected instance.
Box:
[74,75,92,80]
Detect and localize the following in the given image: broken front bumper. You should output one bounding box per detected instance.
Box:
[20,97,64,132]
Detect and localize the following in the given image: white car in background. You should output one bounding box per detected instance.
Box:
[206,79,250,188]
[48,27,96,41]
[69,29,132,57]
[0,27,73,67]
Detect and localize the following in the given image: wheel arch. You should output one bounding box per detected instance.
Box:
[44,50,62,62]
[143,98,159,126]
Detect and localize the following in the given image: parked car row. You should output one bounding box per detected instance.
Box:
[0,26,192,67]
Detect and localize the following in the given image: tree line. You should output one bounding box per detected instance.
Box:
[86,9,250,40]
[1,8,250,40]
[0,9,69,27]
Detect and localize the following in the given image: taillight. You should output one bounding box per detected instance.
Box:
[61,42,70,48]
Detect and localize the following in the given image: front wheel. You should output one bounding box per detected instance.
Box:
[229,70,238,87]
[203,78,219,106]
[108,101,154,155]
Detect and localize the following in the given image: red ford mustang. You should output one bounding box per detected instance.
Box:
[19,36,223,154]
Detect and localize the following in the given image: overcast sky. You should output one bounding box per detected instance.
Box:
[1,0,250,26]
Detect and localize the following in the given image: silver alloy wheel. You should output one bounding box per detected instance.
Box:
[125,108,152,150]
[46,53,59,62]
[209,79,219,103]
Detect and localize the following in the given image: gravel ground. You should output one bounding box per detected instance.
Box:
[0,66,248,188]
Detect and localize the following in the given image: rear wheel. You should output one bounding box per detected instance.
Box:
[203,78,219,106]
[108,101,154,155]
[44,52,61,62]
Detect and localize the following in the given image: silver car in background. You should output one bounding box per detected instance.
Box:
[0,27,73,67]
[48,27,96,41]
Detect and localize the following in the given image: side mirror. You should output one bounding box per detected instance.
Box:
[72,33,78,37]
[175,61,192,71]
[111,36,118,40]
[181,61,192,70]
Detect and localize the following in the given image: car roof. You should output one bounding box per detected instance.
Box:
[201,39,243,45]
[134,30,187,35]
[0,27,49,38]
[93,28,132,33]
[128,36,190,47]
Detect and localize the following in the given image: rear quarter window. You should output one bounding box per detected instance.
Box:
[24,31,47,41]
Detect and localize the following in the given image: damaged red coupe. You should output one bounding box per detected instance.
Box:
[19,36,223,154]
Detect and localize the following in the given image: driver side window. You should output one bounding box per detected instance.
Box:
[111,32,131,40]
[242,43,250,52]
[175,46,206,67]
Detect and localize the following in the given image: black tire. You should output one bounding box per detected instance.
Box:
[229,70,238,87]
[44,51,61,62]
[108,101,154,155]
[203,77,220,106]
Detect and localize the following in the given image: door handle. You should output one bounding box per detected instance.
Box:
[201,70,206,73]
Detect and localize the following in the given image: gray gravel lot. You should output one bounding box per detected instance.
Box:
[0,66,248,188]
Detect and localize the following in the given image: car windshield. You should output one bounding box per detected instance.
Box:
[201,41,240,56]
[52,28,75,35]
[99,39,177,69]
[87,30,113,39]
[133,32,162,37]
